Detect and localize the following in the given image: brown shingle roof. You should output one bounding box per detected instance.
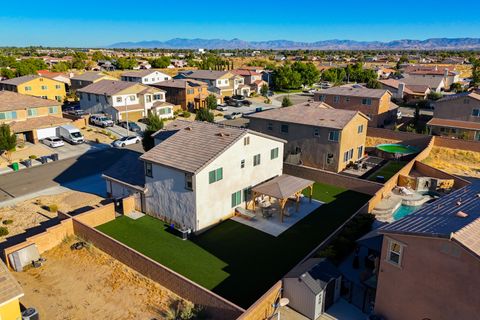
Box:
[0,91,60,112]
[252,174,314,199]
[185,70,232,80]
[140,120,283,173]
[9,115,71,132]
[248,101,367,129]
[0,75,39,86]
[316,87,389,99]
[77,80,135,95]
[427,118,480,131]
[71,71,109,82]
[0,260,23,306]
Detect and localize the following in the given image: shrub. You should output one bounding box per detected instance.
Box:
[0,227,9,236]
[181,111,191,118]
[29,155,37,159]
[48,204,58,213]
[87,128,93,132]
[95,138,100,144]
[2,219,13,225]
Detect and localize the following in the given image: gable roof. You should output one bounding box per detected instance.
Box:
[401,75,445,90]
[121,69,168,78]
[248,101,367,129]
[71,71,110,82]
[140,120,284,174]
[380,184,480,257]
[316,86,389,99]
[285,258,341,294]
[0,75,46,86]
[436,91,480,103]
[152,79,207,89]
[102,151,145,189]
[231,69,261,77]
[185,70,232,80]
[0,91,60,112]
[77,80,140,95]
[427,118,480,131]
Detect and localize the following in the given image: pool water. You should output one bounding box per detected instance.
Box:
[376,144,419,155]
[392,204,421,221]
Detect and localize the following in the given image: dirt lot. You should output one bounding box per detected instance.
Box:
[366,136,400,147]
[14,239,189,320]
[0,191,103,241]
[422,146,480,178]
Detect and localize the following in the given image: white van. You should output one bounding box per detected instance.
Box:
[57,125,84,144]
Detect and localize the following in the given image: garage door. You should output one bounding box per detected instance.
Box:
[36,127,58,140]
[121,111,144,122]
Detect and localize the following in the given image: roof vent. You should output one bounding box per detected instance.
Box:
[456,211,468,218]
[476,193,480,198]
[216,132,230,137]
[456,200,462,206]
[184,127,192,131]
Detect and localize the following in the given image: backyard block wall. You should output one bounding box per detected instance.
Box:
[434,135,480,152]
[413,161,470,189]
[283,163,383,196]
[237,281,282,320]
[72,219,245,319]
[122,195,135,215]
[73,203,116,227]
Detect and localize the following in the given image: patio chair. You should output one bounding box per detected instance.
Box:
[262,207,273,218]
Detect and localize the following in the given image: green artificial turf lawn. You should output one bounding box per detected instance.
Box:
[368,160,407,182]
[97,182,370,308]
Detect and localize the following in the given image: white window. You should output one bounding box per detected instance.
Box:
[387,240,404,266]
[27,108,38,117]
[116,97,122,103]
[129,95,135,101]
[343,148,354,162]
[357,146,363,158]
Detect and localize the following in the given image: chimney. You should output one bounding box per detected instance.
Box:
[444,68,449,78]
[398,82,405,99]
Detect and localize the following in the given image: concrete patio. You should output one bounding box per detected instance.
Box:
[231,197,322,236]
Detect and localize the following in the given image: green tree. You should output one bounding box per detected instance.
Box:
[260,84,269,97]
[205,94,217,110]
[150,56,171,68]
[114,57,137,70]
[195,108,214,122]
[366,79,381,89]
[0,124,17,164]
[92,51,107,62]
[141,113,164,151]
[449,82,463,93]
[427,91,443,100]
[281,96,293,107]
[52,62,69,72]
[0,68,15,79]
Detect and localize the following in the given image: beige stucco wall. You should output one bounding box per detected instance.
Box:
[375,234,480,320]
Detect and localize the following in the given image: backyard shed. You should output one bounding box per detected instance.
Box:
[284,258,342,320]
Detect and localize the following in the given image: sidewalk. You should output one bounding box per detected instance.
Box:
[0,142,111,176]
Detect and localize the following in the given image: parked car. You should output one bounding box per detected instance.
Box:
[224,112,243,120]
[118,121,142,132]
[223,96,231,101]
[42,136,64,148]
[57,125,85,144]
[113,136,141,147]
[240,100,252,106]
[216,104,228,111]
[90,115,114,127]
[66,109,86,116]
[231,95,245,100]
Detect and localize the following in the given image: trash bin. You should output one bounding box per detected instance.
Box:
[39,156,48,164]
[51,153,59,161]
[12,162,19,172]
[24,159,32,168]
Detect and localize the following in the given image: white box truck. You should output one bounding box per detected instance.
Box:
[57,125,84,144]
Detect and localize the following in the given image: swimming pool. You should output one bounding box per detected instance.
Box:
[376,144,419,155]
[392,204,421,221]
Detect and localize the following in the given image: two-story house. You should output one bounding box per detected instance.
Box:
[402,65,459,91]
[427,92,480,140]
[121,70,171,85]
[248,101,369,172]
[0,91,70,143]
[375,183,480,320]
[178,70,236,97]
[103,120,285,232]
[231,69,268,95]
[0,75,66,102]
[70,71,117,91]
[77,80,173,122]
[314,87,396,127]
[151,79,213,110]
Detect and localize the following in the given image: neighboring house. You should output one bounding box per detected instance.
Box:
[37,70,73,89]
[379,79,431,101]
[0,91,69,143]
[402,65,459,91]
[104,120,285,232]
[314,87,396,127]
[231,69,268,95]
[151,79,213,110]
[78,80,173,121]
[375,67,396,79]
[375,183,480,320]
[427,92,480,141]
[0,75,66,102]
[178,70,236,97]
[284,258,342,320]
[70,71,117,91]
[0,260,24,320]
[248,101,368,172]
[121,70,171,85]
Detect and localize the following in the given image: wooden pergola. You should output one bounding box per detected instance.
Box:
[251,174,314,223]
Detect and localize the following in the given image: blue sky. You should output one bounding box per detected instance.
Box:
[1,1,480,47]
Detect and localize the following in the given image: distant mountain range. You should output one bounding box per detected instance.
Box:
[108,38,480,50]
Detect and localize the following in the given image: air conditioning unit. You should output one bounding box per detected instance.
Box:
[22,307,39,320]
